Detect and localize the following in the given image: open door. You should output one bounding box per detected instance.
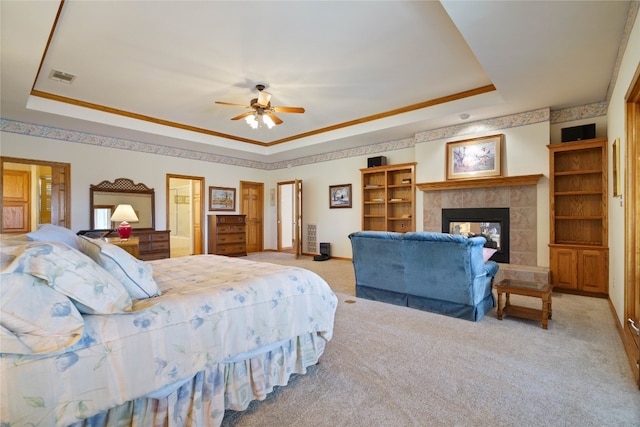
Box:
[1,156,70,232]
[166,174,204,257]
[623,65,640,388]
[277,180,303,255]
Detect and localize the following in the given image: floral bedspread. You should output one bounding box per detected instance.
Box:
[1,255,337,426]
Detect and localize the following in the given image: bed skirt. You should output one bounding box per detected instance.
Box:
[71,332,327,427]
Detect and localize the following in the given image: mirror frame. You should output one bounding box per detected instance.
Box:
[89,178,155,230]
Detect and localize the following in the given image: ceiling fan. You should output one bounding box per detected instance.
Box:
[215,84,305,128]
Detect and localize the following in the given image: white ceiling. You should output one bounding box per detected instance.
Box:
[0,1,632,164]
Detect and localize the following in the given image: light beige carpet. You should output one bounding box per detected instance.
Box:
[221,253,640,426]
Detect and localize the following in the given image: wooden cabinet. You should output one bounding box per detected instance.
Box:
[208,215,247,256]
[111,230,170,261]
[106,236,140,258]
[361,162,416,232]
[548,138,608,295]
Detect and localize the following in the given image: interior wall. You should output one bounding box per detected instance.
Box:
[415,121,551,266]
[0,132,269,239]
[606,8,640,325]
[0,106,615,262]
[267,147,416,257]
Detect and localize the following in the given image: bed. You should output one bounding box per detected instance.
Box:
[0,226,337,426]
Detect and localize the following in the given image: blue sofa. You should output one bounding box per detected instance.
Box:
[348,231,499,321]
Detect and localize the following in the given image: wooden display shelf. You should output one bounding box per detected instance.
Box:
[361,162,416,232]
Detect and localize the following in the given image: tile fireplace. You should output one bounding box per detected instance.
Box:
[442,208,510,263]
[419,175,543,266]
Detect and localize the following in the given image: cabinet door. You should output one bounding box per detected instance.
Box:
[550,247,577,289]
[578,249,608,293]
[2,170,30,233]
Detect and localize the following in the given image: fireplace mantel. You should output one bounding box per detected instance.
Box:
[416,174,543,191]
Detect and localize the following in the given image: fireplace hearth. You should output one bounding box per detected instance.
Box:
[442,208,510,263]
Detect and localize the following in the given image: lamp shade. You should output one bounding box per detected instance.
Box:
[110,204,139,222]
[110,204,138,239]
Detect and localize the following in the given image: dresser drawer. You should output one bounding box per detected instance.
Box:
[151,232,169,242]
[216,215,245,224]
[216,244,247,255]
[151,241,170,251]
[139,242,152,252]
[216,233,245,244]
[128,230,171,260]
[217,224,246,234]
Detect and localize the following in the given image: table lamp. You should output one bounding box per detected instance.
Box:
[110,204,138,240]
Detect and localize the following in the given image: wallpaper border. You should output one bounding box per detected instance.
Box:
[1,102,605,170]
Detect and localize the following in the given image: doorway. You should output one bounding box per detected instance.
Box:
[166,174,204,257]
[623,64,640,388]
[1,156,70,232]
[277,180,302,257]
[240,181,264,253]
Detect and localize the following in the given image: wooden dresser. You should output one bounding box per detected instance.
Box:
[109,229,170,260]
[208,215,247,257]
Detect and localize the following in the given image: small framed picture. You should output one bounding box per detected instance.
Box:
[613,137,621,197]
[329,184,352,209]
[446,134,503,180]
[209,186,236,211]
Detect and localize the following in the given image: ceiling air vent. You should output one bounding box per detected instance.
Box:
[49,69,76,84]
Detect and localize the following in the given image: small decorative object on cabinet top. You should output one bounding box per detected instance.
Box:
[329,184,352,209]
[446,134,503,181]
[209,186,236,211]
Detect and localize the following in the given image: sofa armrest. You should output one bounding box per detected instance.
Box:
[484,260,499,278]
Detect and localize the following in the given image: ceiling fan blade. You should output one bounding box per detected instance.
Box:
[272,106,305,114]
[215,101,250,108]
[230,112,254,121]
[266,112,283,125]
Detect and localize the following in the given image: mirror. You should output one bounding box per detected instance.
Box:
[90,178,155,230]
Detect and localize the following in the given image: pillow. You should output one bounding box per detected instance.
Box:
[77,236,161,299]
[3,241,132,314]
[27,224,80,250]
[0,272,84,354]
[0,325,32,355]
[483,247,498,262]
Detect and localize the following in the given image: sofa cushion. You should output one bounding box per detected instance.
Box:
[349,231,499,321]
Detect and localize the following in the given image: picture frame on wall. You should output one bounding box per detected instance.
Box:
[209,186,235,211]
[329,184,352,209]
[446,134,503,180]
[613,137,621,197]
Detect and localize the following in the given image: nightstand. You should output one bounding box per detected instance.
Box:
[105,237,140,259]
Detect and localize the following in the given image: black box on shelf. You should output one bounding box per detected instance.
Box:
[561,124,595,142]
[367,156,386,167]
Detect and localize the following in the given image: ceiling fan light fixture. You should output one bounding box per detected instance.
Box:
[262,114,275,129]
[257,91,271,107]
[217,83,303,129]
[245,114,259,129]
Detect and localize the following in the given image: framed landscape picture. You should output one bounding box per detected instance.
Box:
[209,186,235,211]
[329,184,352,208]
[446,134,503,180]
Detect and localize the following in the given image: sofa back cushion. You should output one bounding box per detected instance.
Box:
[350,231,492,307]
[349,231,406,293]
[403,233,487,305]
